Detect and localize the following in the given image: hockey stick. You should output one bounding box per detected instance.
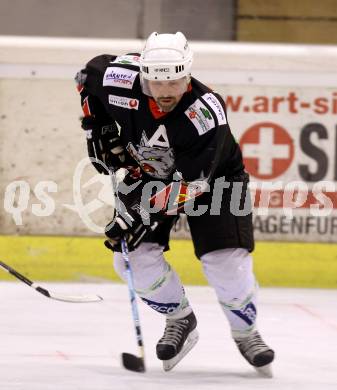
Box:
[120,238,146,372]
[0,261,103,303]
[108,169,146,373]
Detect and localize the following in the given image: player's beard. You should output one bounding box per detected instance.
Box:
[155,96,182,112]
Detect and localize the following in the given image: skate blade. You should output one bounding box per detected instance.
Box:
[255,363,273,378]
[163,329,199,372]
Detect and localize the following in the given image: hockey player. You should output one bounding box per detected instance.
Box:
[76,32,275,375]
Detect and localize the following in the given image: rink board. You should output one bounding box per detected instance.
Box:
[0,36,337,243]
[0,235,336,288]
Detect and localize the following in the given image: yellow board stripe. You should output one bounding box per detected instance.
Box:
[0,235,336,288]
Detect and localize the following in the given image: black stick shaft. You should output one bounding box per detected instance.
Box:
[0,261,33,286]
[109,169,146,372]
[0,260,102,303]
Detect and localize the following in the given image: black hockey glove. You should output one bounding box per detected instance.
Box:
[81,115,125,174]
[104,167,162,252]
[104,210,157,252]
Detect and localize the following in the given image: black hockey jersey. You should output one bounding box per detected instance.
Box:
[76,53,245,184]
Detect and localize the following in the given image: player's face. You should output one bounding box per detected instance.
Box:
[148,78,188,112]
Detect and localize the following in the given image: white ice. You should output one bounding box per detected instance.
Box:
[0,282,336,390]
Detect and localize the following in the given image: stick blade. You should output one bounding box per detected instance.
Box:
[121,353,145,373]
[49,293,103,303]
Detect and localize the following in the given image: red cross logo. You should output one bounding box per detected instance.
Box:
[239,122,294,179]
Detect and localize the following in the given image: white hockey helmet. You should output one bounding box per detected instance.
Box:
[140,32,193,82]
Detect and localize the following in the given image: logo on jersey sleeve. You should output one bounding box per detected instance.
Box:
[185,99,215,135]
[202,93,227,125]
[111,55,140,66]
[108,94,139,110]
[103,66,138,89]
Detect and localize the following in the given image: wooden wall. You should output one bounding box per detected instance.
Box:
[236,0,337,44]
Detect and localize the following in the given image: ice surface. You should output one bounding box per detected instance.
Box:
[0,282,336,390]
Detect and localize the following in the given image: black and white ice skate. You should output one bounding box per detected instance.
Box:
[234,330,275,377]
[156,311,199,371]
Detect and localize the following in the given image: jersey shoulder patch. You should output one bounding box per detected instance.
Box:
[184,93,227,136]
[102,64,139,90]
[184,98,215,136]
[110,54,140,67]
[201,93,227,125]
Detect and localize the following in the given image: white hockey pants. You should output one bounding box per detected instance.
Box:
[201,248,257,337]
[113,243,191,318]
[113,243,257,332]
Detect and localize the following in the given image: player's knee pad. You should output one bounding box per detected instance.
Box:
[201,248,257,334]
[113,242,167,289]
[200,248,256,305]
[113,242,188,315]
